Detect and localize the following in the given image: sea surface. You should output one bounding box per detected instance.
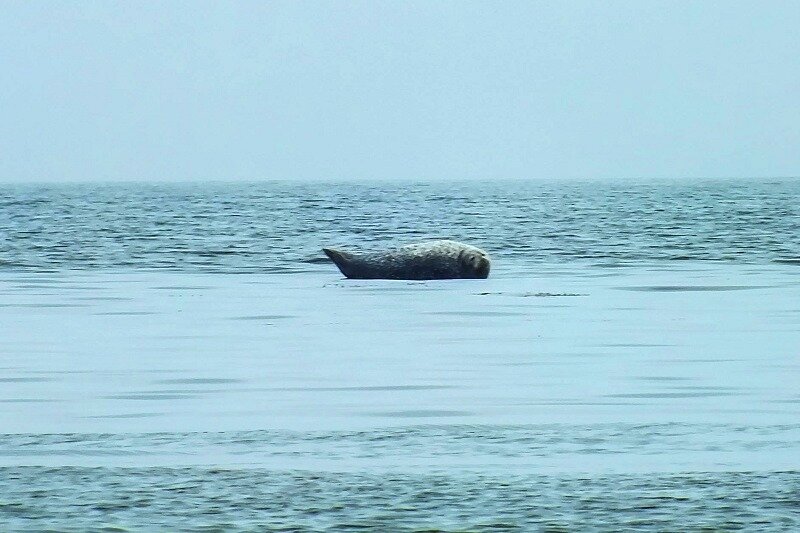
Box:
[1,179,799,531]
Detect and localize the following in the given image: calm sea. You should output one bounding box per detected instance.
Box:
[1,179,799,531]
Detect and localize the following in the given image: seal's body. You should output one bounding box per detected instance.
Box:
[322,240,490,280]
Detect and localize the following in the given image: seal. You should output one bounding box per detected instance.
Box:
[322,240,491,280]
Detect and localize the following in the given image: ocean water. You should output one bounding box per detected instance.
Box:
[2,179,799,272]
[1,179,799,531]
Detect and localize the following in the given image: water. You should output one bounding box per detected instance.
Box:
[2,179,798,272]
[1,179,799,531]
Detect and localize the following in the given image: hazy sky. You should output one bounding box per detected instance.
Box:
[1,1,798,182]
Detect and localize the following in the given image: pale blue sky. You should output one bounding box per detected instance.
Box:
[1,1,798,182]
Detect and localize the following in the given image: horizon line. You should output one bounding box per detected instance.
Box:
[1,175,799,186]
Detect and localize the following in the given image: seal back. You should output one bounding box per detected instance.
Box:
[322,240,490,280]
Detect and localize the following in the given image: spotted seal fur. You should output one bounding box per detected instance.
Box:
[322,240,490,280]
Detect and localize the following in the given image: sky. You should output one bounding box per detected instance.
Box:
[1,1,798,182]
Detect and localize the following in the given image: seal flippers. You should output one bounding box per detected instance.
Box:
[322,248,356,278]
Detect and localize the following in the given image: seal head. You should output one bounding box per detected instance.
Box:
[322,240,490,280]
[458,247,491,279]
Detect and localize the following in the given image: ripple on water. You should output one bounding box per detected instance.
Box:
[0,303,91,308]
[269,385,457,392]
[0,468,798,531]
[370,410,476,418]
[93,311,160,316]
[82,413,164,419]
[607,392,744,399]
[153,378,245,385]
[616,285,775,292]
[0,377,57,383]
[426,311,527,317]
[103,393,203,401]
[228,315,294,321]
[150,286,215,290]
